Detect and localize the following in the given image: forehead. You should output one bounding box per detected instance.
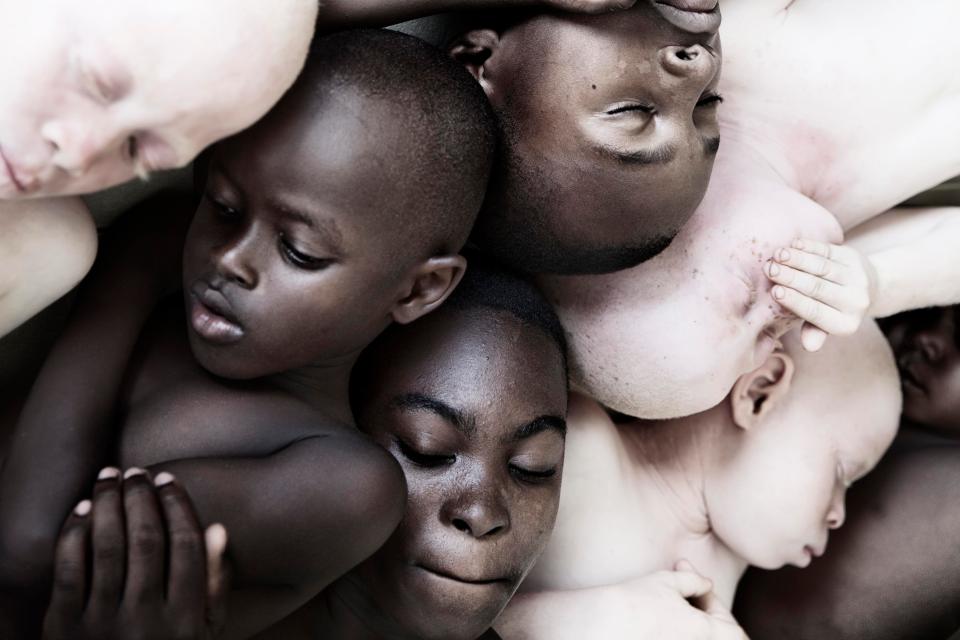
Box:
[374,311,567,419]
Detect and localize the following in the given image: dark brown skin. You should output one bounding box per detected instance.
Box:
[257,308,568,640]
[735,435,960,640]
[42,469,229,640]
[0,65,473,637]
[450,0,723,273]
[882,306,960,436]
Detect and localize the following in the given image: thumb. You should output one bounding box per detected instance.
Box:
[800,322,828,352]
[664,560,713,598]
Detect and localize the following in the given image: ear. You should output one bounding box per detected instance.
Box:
[730,351,795,430]
[390,255,467,325]
[448,29,501,98]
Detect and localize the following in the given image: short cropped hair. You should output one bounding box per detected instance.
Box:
[299,29,498,257]
[351,254,568,413]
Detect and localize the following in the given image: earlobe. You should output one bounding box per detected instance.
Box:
[448,29,501,96]
[730,352,795,430]
[391,255,467,325]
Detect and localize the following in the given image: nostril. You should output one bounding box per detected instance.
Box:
[676,48,699,61]
[452,519,470,533]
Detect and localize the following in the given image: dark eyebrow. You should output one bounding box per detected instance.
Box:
[391,393,475,437]
[510,415,567,442]
[593,143,677,166]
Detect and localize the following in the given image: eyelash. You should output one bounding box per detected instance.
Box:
[279,234,330,271]
[606,103,655,116]
[510,465,557,484]
[697,94,724,108]
[396,438,455,469]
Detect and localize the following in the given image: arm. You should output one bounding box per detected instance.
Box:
[145,434,406,639]
[316,0,636,31]
[0,197,97,339]
[495,569,747,640]
[846,206,960,318]
[0,194,194,592]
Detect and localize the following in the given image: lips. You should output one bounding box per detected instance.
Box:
[897,353,927,395]
[188,284,244,345]
[416,564,511,587]
[653,1,721,34]
[0,146,29,194]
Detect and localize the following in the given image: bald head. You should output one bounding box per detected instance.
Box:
[0,0,317,198]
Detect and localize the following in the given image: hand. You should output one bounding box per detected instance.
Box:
[42,468,229,640]
[765,239,877,352]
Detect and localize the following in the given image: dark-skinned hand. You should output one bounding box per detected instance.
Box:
[42,468,228,640]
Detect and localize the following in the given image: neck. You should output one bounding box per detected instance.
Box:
[267,356,357,427]
[620,409,749,605]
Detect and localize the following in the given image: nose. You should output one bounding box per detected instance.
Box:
[41,119,121,176]
[442,479,510,539]
[212,226,259,289]
[659,44,714,81]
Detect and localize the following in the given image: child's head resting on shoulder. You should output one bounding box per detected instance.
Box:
[182,29,497,380]
[348,256,568,640]
[704,321,901,571]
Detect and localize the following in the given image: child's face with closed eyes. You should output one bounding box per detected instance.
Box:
[352,308,568,640]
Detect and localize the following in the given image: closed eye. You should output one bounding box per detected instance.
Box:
[605,102,655,116]
[696,94,724,108]
[509,465,557,484]
[279,235,331,271]
[396,438,455,469]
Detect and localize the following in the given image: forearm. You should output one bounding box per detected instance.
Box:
[141,436,404,638]
[0,268,156,590]
[0,196,192,590]
[316,0,626,30]
[0,198,97,339]
[867,212,960,317]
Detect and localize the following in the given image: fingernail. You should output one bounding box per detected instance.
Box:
[74,500,92,516]
[205,523,228,551]
[123,467,148,480]
[98,467,120,481]
[777,249,791,262]
[767,262,780,277]
[154,472,175,487]
[773,286,786,300]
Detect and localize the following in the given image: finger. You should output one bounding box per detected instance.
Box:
[154,473,204,616]
[663,562,713,599]
[772,286,859,335]
[89,467,125,612]
[765,261,852,310]
[773,246,848,285]
[800,323,829,352]
[204,524,229,636]
[122,468,165,605]
[793,239,860,268]
[47,500,93,621]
